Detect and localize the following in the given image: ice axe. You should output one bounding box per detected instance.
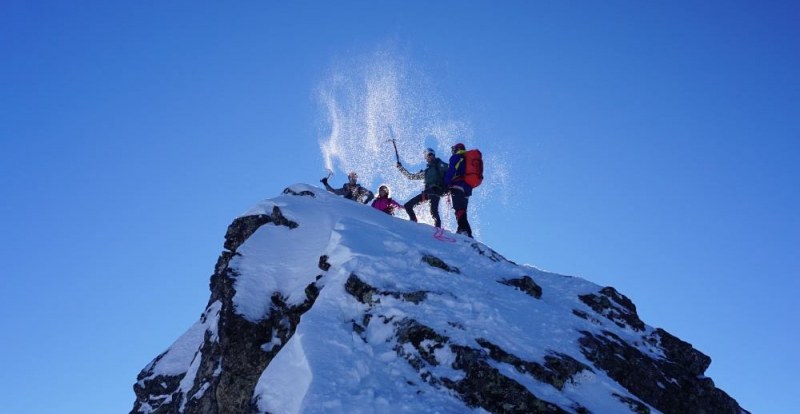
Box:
[386,125,400,164]
[320,168,333,186]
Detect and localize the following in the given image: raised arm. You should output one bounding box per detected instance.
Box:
[332,184,350,196]
[396,162,424,180]
[321,177,337,193]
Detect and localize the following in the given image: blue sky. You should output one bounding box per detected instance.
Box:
[1,1,797,413]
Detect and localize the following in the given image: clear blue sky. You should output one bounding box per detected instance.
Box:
[1,1,797,413]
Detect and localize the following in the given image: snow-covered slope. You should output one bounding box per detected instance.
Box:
[131,184,748,414]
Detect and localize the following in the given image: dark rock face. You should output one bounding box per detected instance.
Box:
[578,328,746,414]
[132,206,319,414]
[574,286,748,414]
[579,287,645,331]
[345,275,588,414]
[421,254,460,274]
[446,343,571,414]
[345,273,429,308]
[498,275,543,299]
[282,187,316,197]
[475,338,590,392]
[471,242,513,264]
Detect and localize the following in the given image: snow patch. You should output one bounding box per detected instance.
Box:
[255,333,313,414]
[144,301,222,380]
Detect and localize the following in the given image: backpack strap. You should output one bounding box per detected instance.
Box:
[452,154,465,181]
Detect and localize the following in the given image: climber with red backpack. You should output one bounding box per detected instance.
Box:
[445,143,483,238]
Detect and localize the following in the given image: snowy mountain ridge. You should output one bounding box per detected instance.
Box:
[131,184,748,414]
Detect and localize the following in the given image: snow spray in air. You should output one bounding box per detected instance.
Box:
[316,47,511,237]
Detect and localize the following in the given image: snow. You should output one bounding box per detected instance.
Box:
[255,333,313,414]
[141,301,221,380]
[136,301,222,413]
[149,184,668,413]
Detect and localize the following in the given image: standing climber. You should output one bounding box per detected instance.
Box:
[371,185,404,215]
[396,148,448,227]
[321,171,374,204]
[445,143,473,238]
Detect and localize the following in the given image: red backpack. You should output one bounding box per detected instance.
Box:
[463,149,483,188]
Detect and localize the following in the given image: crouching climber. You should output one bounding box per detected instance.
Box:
[371,185,404,215]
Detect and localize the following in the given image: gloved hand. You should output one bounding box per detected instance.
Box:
[320,177,328,184]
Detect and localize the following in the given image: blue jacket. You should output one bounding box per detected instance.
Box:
[445,151,473,196]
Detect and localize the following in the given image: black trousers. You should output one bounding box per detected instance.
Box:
[404,191,442,228]
[450,188,472,238]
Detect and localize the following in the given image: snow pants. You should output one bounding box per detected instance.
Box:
[449,187,472,238]
[404,191,442,228]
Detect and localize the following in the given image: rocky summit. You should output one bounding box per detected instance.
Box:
[131,184,749,414]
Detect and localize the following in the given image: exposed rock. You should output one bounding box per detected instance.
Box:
[344,273,379,305]
[421,254,460,273]
[652,328,711,376]
[391,320,585,414]
[614,393,651,414]
[475,338,590,391]
[471,242,513,263]
[318,255,331,271]
[345,273,428,306]
[282,187,316,197]
[395,319,449,369]
[498,275,543,299]
[445,344,569,414]
[579,330,747,414]
[132,207,316,414]
[579,286,645,331]
[571,309,603,326]
[223,207,298,253]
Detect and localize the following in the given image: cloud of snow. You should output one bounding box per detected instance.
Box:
[316,46,510,237]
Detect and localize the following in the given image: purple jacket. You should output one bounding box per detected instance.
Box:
[445,151,473,196]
